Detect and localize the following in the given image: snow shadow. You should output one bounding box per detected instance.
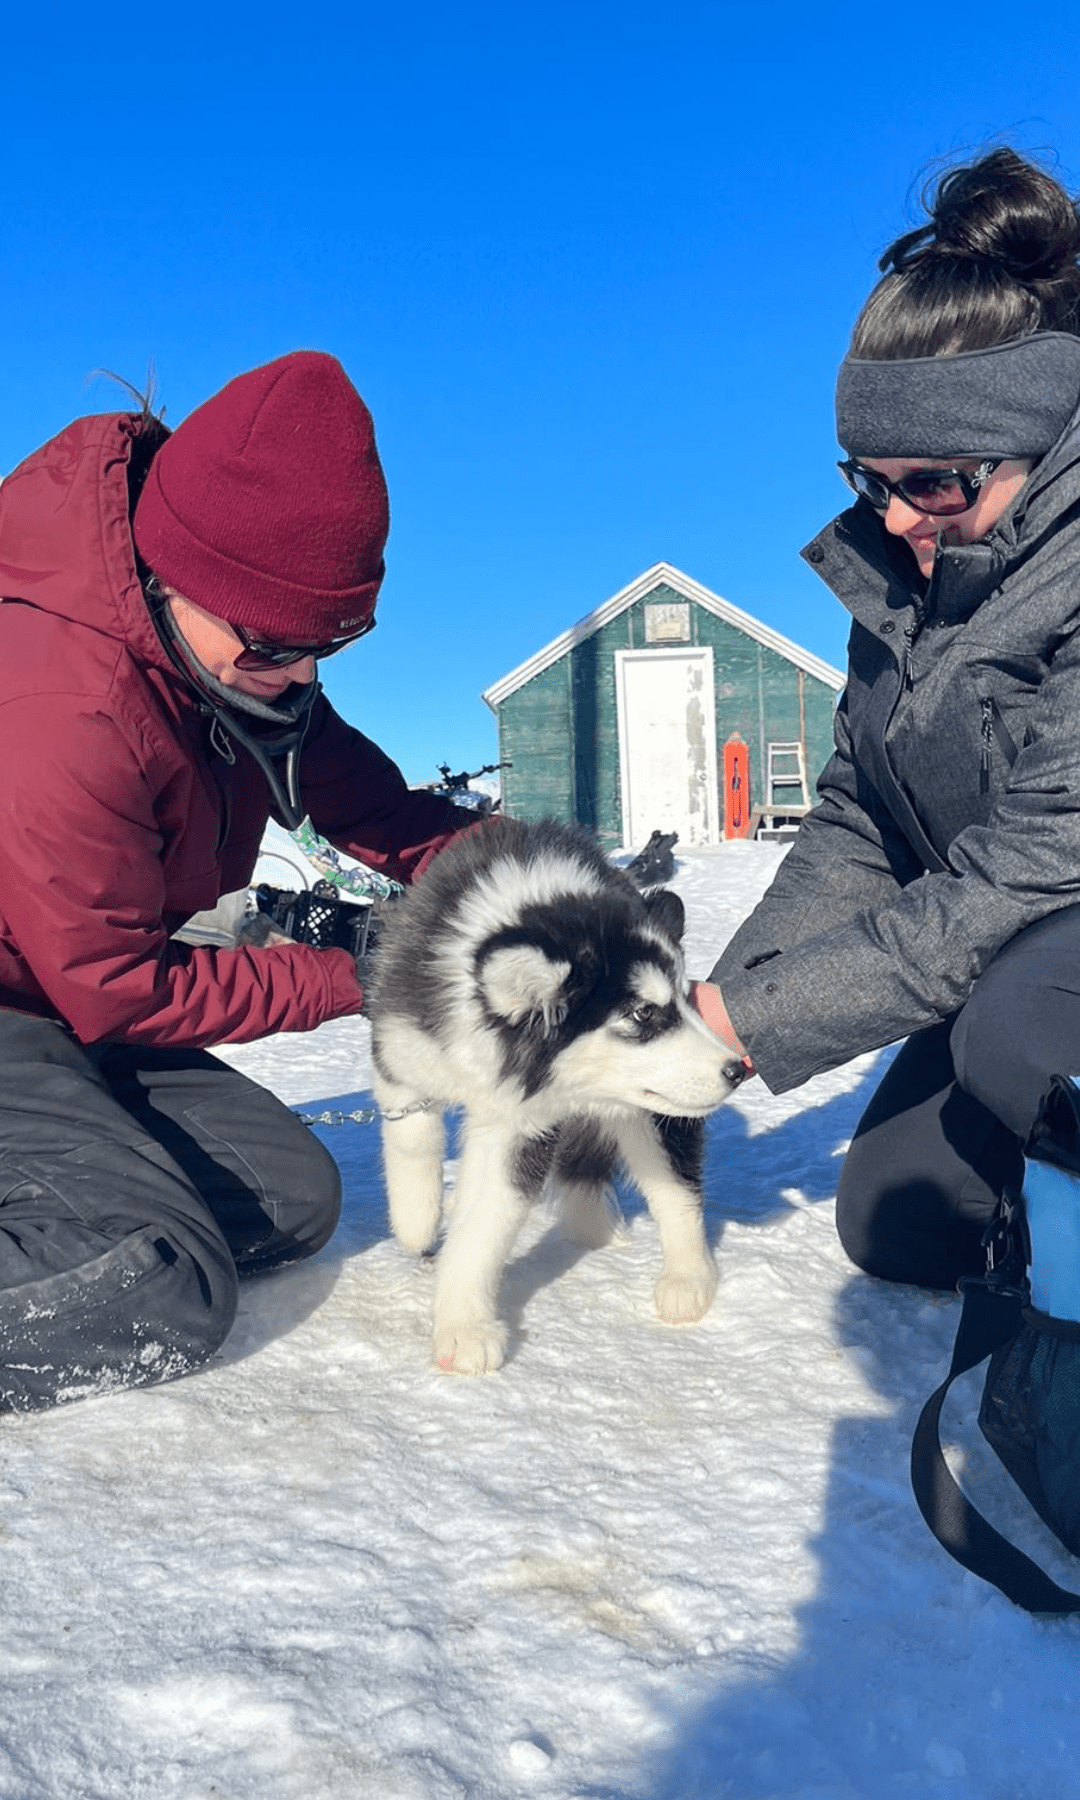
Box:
[268,1071,888,1371]
[700,1062,890,1235]
[298,1091,394,1257]
[498,1073,894,1364]
[298,1070,881,1230]
[214,1249,344,1370]
[635,1268,1080,1800]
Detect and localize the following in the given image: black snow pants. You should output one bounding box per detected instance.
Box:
[0,1012,341,1411]
[836,903,1080,1291]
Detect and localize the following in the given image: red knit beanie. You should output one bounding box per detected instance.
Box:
[133,350,389,640]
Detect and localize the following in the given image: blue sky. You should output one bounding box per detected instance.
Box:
[4,5,1080,784]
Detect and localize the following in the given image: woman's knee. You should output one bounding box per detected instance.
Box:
[834,1156,884,1275]
[288,1136,342,1256]
[834,1142,926,1283]
[0,1226,240,1412]
[833,1030,1007,1290]
[835,1152,986,1289]
[245,1131,342,1269]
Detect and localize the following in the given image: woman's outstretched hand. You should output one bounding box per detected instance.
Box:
[690,980,756,1076]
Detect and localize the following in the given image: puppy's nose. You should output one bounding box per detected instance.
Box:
[724,1059,748,1088]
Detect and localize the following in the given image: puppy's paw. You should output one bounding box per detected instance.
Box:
[654,1260,718,1325]
[432,1319,508,1375]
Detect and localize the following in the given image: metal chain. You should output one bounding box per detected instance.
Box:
[296,1098,436,1129]
[296,1106,381,1128]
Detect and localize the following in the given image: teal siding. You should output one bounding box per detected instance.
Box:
[499,658,576,823]
[499,612,629,845]
[493,579,839,842]
[568,610,631,846]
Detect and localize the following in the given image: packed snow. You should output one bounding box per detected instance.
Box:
[2,836,1078,1800]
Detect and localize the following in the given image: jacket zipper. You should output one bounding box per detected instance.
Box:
[979,695,1020,794]
[980,698,993,793]
[903,597,927,689]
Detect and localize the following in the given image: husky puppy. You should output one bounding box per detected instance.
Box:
[367,817,747,1373]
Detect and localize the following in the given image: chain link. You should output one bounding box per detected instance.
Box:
[296,1099,436,1129]
[296,1107,382,1127]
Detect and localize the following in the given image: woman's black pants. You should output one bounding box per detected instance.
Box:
[0,1013,341,1411]
[837,904,1080,1291]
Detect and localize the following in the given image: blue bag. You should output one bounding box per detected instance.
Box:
[912,1079,1080,1613]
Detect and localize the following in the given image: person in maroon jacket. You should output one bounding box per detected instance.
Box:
[0,350,476,1411]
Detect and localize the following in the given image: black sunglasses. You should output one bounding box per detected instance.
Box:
[837,458,1002,517]
[233,614,377,671]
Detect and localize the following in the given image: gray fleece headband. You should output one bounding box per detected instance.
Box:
[835,331,1080,459]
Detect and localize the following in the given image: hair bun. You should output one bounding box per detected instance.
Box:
[880,149,1080,282]
[859,148,1080,357]
[931,148,1080,281]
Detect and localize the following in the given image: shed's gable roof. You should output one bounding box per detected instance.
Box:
[482,562,845,711]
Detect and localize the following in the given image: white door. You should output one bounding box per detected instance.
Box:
[615,648,719,847]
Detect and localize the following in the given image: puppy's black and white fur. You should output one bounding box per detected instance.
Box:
[367,817,746,1373]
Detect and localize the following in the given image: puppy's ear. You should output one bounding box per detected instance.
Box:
[478,943,570,1035]
[642,888,685,946]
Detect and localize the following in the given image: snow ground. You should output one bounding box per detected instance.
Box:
[2,839,1079,1800]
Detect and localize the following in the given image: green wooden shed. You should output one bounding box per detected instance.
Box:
[481,562,845,850]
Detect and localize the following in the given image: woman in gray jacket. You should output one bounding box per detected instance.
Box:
[695,147,1080,1290]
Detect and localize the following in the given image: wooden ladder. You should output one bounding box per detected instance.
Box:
[754,741,811,839]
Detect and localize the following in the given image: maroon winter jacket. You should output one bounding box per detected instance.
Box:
[0,410,471,1048]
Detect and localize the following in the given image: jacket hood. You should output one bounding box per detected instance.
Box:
[0,410,171,668]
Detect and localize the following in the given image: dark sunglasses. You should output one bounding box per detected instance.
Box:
[837,458,1002,517]
[232,614,376,671]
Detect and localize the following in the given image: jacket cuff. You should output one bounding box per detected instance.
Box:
[323,946,365,1019]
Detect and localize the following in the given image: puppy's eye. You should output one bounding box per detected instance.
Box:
[631,1003,658,1027]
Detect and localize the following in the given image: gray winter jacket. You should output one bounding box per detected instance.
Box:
[712,407,1080,1094]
